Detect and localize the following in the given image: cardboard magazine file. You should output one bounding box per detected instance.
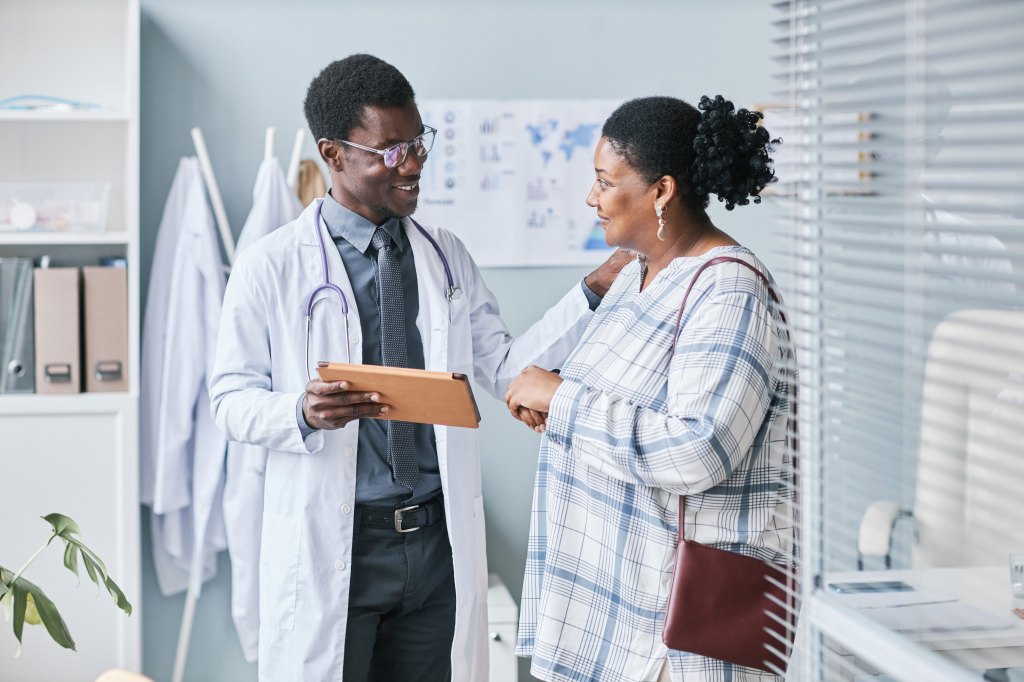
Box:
[316,362,480,428]
[83,266,129,392]
[33,267,81,394]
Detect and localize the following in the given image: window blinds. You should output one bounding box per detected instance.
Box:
[772,1,1024,679]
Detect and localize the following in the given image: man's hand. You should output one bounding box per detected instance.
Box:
[302,379,390,430]
[584,248,636,298]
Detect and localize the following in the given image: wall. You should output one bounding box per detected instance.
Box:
[139,1,781,679]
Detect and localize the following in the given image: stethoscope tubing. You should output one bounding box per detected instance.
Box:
[303,200,460,379]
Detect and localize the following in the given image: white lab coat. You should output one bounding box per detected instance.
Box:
[223,157,302,661]
[140,157,228,595]
[209,199,593,682]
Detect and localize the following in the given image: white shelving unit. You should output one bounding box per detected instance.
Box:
[0,0,141,679]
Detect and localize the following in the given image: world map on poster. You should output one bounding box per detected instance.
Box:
[415,100,619,267]
[526,121,601,166]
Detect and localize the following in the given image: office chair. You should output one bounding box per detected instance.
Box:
[858,309,1024,569]
[94,671,154,682]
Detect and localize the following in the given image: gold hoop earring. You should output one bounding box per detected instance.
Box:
[655,204,667,241]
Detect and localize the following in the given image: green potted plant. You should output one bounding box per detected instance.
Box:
[0,513,132,656]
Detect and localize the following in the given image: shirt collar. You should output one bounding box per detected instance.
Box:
[321,190,403,254]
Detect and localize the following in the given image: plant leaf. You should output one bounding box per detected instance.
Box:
[103,576,132,616]
[42,513,80,539]
[75,553,129,615]
[42,514,129,615]
[62,542,79,583]
[80,552,106,591]
[0,569,15,625]
[11,581,26,655]
[76,543,109,579]
[0,589,10,625]
[81,552,99,587]
[0,568,75,655]
[20,578,74,651]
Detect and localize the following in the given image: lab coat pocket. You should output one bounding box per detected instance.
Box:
[448,291,468,326]
[260,514,301,631]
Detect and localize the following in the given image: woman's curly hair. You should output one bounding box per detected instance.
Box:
[602,95,779,212]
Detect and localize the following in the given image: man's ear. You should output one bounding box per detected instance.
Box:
[318,138,345,173]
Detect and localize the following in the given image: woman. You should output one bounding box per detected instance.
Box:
[505,95,795,682]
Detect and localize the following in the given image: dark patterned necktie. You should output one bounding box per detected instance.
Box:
[371,227,419,491]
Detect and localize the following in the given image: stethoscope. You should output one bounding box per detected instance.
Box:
[304,200,461,378]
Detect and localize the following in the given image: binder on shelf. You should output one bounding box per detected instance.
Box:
[0,257,35,393]
[33,267,81,394]
[82,265,128,392]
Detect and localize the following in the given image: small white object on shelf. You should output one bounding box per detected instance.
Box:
[8,201,36,230]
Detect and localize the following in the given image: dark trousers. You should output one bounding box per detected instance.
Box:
[343,516,456,681]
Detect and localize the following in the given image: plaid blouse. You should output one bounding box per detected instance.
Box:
[516,246,795,682]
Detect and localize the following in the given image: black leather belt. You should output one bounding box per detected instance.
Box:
[356,494,445,533]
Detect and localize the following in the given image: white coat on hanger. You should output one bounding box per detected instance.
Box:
[140,157,228,596]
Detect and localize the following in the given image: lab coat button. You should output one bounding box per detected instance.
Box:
[345,446,354,456]
[350,333,359,344]
[341,504,351,514]
[335,560,346,571]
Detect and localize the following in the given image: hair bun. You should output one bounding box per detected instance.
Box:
[691,95,779,211]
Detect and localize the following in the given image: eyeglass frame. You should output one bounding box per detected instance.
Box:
[333,125,437,169]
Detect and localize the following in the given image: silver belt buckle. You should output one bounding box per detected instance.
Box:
[395,504,422,533]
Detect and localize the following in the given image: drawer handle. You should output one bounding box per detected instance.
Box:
[95,360,123,381]
[44,363,72,383]
[490,632,502,642]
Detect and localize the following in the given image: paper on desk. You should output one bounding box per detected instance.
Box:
[861,601,1013,632]
[833,589,958,609]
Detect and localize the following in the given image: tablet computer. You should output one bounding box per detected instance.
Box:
[316,362,481,428]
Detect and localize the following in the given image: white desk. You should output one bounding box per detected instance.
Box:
[826,566,1024,671]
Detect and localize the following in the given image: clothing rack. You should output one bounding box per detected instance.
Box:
[190,127,236,266]
[286,127,305,189]
[264,126,276,163]
[170,125,307,682]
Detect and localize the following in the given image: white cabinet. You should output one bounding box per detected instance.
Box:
[488,574,519,682]
[0,0,141,679]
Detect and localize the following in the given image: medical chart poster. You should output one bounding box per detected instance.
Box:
[416,100,619,267]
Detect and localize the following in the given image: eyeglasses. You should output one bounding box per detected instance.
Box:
[336,126,436,169]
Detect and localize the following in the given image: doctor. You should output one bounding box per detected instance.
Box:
[209,54,628,682]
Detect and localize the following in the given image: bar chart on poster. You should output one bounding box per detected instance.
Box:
[417,100,618,266]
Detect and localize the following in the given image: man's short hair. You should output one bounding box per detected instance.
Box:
[303,54,416,142]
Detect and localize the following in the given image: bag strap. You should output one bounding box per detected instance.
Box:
[670,256,797,545]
